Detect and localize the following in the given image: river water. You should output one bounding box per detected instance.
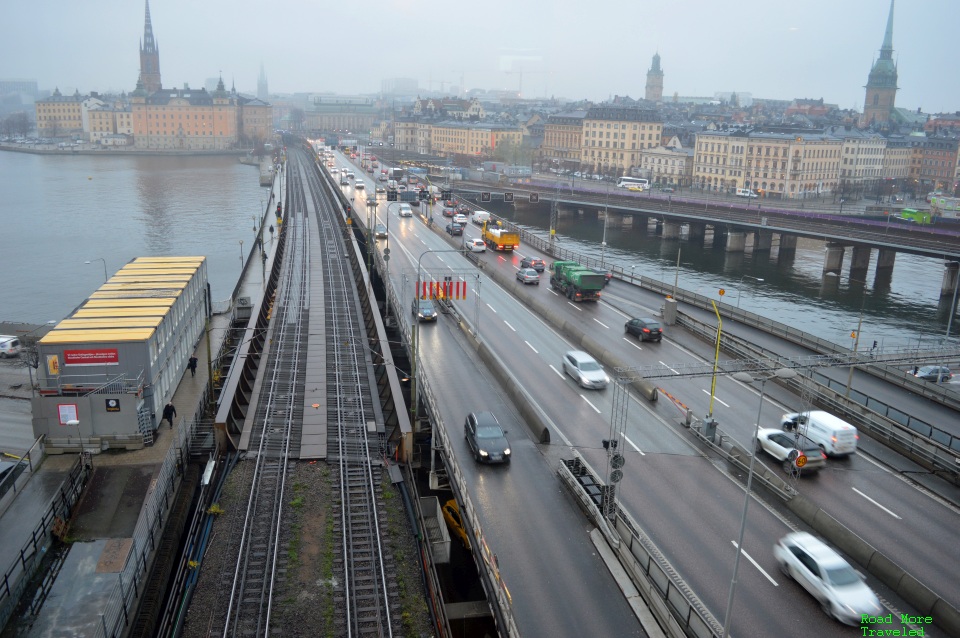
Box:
[1,150,271,324]
[1,150,956,352]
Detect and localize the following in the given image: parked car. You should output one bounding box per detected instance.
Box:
[516,268,540,285]
[464,412,510,464]
[520,257,545,272]
[412,298,438,322]
[773,532,883,625]
[561,350,609,389]
[466,238,486,253]
[398,203,413,217]
[442,499,470,549]
[374,223,388,239]
[445,223,463,236]
[755,428,826,474]
[913,365,952,382]
[624,318,663,342]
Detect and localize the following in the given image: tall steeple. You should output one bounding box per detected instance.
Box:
[139,0,162,93]
[645,52,664,103]
[257,63,269,101]
[860,0,898,128]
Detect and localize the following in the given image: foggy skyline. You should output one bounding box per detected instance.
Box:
[4,0,959,113]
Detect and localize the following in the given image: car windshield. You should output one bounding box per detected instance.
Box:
[418,301,433,311]
[578,359,601,372]
[644,321,661,329]
[476,425,503,439]
[824,565,861,587]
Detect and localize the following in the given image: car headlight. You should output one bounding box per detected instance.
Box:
[479,450,489,457]
[503,448,511,455]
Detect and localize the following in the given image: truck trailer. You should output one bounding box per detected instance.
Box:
[550,261,605,301]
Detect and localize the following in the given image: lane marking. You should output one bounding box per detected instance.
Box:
[593,318,610,329]
[548,289,560,297]
[624,435,645,455]
[702,389,730,408]
[504,321,516,332]
[659,360,680,374]
[624,337,643,351]
[731,541,778,586]
[486,303,498,313]
[580,395,602,414]
[852,487,902,519]
[525,341,539,354]
[566,302,583,311]
[549,364,565,379]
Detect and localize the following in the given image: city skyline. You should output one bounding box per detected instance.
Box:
[3,0,959,113]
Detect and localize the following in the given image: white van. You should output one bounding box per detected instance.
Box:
[471,211,491,225]
[736,188,758,198]
[0,336,21,358]
[781,410,858,457]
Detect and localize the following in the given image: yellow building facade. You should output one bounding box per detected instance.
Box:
[35,89,84,137]
[581,106,662,175]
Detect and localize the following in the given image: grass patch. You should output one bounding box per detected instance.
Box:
[289,495,305,509]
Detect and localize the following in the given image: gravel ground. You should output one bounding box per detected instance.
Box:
[182,457,433,638]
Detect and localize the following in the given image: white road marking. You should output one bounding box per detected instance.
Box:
[548,288,560,296]
[624,435,645,455]
[567,302,583,311]
[504,321,516,332]
[624,337,643,351]
[593,318,610,329]
[852,488,902,519]
[526,341,539,354]
[702,389,730,408]
[659,361,680,374]
[549,364,565,379]
[486,303,497,313]
[731,541,778,586]
[580,395,602,414]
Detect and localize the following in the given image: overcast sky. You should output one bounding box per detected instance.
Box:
[4,0,958,113]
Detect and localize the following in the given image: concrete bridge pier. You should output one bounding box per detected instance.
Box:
[726,231,746,253]
[647,217,659,233]
[942,260,960,299]
[778,233,797,255]
[622,214,634,229]
[876,248,896,273]
[754,230,773,252]
[850,246,872,277]
[686,223,706,244]
[823,242,845,276]
[662,222,681,240]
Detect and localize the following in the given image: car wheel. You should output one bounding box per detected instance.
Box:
[782,459,795,473]
[820,598,835,620]
[755,440,764,454]
[534,281,539,285]
[819,444,827,456]
[778,561,791,579]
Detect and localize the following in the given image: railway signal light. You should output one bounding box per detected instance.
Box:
[530,193,539,203]
[504,192,514,203]
[481,192,491,202]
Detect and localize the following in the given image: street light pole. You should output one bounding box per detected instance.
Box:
[724,368,798,638]
[84,258,108,283]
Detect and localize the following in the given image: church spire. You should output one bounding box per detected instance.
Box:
[879,0,894,58]
[860,0,898,128]
[139,0,162,93]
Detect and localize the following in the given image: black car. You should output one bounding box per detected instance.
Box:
[464,412,510,464]
[625,317,663,342]
[520,257,545,272]
[412,298,438,322]
[445,223,463,236]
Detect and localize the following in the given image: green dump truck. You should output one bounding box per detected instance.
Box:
[549,261,605,302]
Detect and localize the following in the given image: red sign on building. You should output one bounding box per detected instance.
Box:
[63,349,120,366]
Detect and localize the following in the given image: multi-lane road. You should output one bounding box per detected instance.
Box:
[333,151,959,637]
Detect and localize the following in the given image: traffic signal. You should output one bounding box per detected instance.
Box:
[419,189,428,201]
[387,189,397,201]
[441,190,452,200]
[504,192,514,203]
[530,193,539,203]
[481,192,491,202]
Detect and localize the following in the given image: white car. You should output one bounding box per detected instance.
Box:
[453,213,468,224]
[466,238,486,253]
[398,203,413,218]
[773,532,883,625]
[755,428,826,475]
[355,182,365,190]
[561,350,609,390]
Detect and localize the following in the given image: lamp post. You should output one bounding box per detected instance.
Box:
[84,258,108,283]
[736,275,765,309]
[723,368,798,638]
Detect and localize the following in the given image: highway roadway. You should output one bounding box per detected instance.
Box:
[333,151,958,637]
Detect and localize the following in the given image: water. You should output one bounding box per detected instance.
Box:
[1,151,271,324]
[500,203,960,350]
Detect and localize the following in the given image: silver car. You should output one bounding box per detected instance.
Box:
[516,268,540,285]
[561,350,609,389]
[773,532,883,625]
[755,428,826,475]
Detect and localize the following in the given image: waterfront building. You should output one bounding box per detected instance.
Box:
[881,135,912,187]
[645,53,664,103]
[830,128,887,199]
[581,106,663,176]
[35,88,84,137]
[640,140,694,186]
[430,120,522,157]
[860,0,898,128]
[540,111,586,170]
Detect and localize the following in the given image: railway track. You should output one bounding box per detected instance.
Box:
[205,146,396,637]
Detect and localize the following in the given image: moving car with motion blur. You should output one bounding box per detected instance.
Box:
[561,350,609,389]
[755,429,826,475]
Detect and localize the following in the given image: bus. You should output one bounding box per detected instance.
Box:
[616,177,649,190]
